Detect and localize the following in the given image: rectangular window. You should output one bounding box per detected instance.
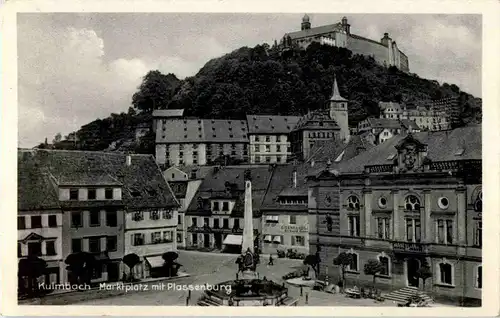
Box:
[446,220,453,244]
[233,218,240,229]
[204,217,210,226]
[265,145,270,152]
[150,210,160,220]
[71,238,82,253]
[178,214,182,225]
[89,210,101,227]
[31,216,42,228]
[474,221,482,247]
[28,242,42,256]
[191,217,198,227]
[255,156,261,163]
[290,215,297,225]
[69,189,79,200]
[213,202,220,211]
[163,231,173,242]
[223,218,229,229]
[48,215,58,227]
[277,156,282,163]
[265,136,270,142]
[151,231,161,244]
[192,233,198,245]
[133,233,144,246]
[106,210,117,227]
[292,235,305,246]
[377,218,390,239]
[213,218,220,228]
[222,202,229,211]
[477,266,482,289]
[255,136,260,142]
[105,188,113,199]
[18,216,26,230]
[348,215,360,237]
[106,236,117,252]
[406,218,421,242]
[92,263,102,279]
[18,243,22,257]
[89,237,101,253]
[379,257,389,276]
[265,156,271,163]
[176,233,183,243]
[276,145,281,152]
[87,189,97,200]
[437,219,445,243]
[439,263,453,285]
[348,253,358,271]
[46,240,56,256]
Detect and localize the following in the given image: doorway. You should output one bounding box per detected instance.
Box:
[214,233,222,249]
[203,234,210,248]
[107,262,120,282]
[407,258,420,287]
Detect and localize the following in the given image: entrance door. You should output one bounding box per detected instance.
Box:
[407,258,420,287]
[214,233,222,249]
[107,262,120,282]
[203,234,210,248]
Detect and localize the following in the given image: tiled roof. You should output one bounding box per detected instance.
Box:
[18,149,179,211]
[152,109,185,118]
[186,166,274,217]
[333,126,481,174]
[286,23,343,40]
[246,115,301,134]
[156,118,248,143]
[260,164,310,213]
[308,135,374,164]
[366,118,405,129]
[400,119,421,130]
[379,102,403,111]
[292,110,339,131]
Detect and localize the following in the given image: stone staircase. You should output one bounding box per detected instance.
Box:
[383,286,433,306]
[197,297,222,306]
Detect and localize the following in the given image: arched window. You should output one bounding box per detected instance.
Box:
[347,249,359,272]
[476,265,482,289]
[347,196,360,210]
[474,190,482,212]
[437,260,454,285]
[405,195,421,211]
[378,252,391,276]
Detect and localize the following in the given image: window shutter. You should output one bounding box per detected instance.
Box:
[131,234,134,246]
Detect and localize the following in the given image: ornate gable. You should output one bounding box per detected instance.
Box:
[395,134,428,173]
[21,232,45,242]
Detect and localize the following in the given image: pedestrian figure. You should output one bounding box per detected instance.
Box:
[268,254,274,266]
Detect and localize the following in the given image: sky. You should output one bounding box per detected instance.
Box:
[17,13,482,148]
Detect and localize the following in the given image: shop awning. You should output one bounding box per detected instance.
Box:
[223,234,243,245]
[263,235,272,243]
[272,236,282,244]
[145,256,165,268]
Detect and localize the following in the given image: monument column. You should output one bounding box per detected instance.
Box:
[242,171,254,253]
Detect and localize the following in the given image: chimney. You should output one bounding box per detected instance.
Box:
[292,169,298,188]
[126,155,132,166]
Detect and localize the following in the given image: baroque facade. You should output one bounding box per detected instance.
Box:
[308,126,481,305]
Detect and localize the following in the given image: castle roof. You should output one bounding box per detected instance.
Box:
[330,76,347,101]
[18,149,179,211]
[246,115,301,134]
[286,23,343,40]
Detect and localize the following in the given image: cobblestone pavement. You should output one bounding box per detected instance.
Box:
[73,251,446,307]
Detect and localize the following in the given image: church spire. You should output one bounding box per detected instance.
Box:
[330,75,347,101]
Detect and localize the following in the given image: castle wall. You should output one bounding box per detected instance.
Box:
[399,51,409,73]
[346,36,390,67]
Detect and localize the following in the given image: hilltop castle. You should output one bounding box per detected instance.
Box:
[281,15,410,73]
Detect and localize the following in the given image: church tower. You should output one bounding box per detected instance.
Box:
[301,14,311,30]
[328,75,350,142]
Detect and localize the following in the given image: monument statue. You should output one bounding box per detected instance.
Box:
[238,169,258,279]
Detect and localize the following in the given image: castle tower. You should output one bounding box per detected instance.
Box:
[328,75,350,143]
[341,16,350,34]
[381,33,394,67]
[301,14,311,30]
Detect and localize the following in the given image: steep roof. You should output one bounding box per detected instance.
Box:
[286,23,343,40]
[246,115,301,134]
[186,166,274,217]
[292,110,339,132]
[333,126,482,174]
[330,76,347,102]
[17,149,179,211]
[156,118,248,143]
[308,135,375,164]
[379,102,403,112]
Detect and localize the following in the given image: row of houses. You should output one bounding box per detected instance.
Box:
[169,125,482,305]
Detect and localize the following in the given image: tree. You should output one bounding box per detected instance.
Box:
[415,264,432,290]
[132,70,181,112]
[18,256,47,296]
[162,251,181,277]
[303,253,321,278]
[123,253,141,281]
[333,252,353,288]
[52,132,62,144]
[65,252,96,285]
[364,259,384,289]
